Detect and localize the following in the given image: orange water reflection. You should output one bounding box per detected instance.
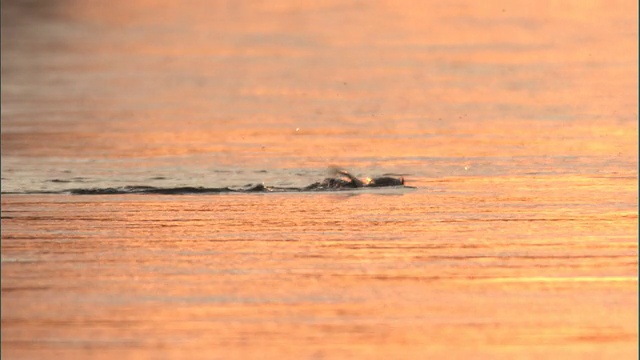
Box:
[2,0,637,165]
[2,174,638,359]
[1,0,638,358]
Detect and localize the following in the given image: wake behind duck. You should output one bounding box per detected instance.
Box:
[20,167,411,195]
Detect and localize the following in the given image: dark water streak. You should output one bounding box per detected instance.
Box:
[2,184,415,195]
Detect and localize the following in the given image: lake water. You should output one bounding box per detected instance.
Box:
[1,1,638,359]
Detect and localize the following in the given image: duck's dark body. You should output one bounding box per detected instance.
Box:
[366,176,404,187]
[304,169,405,190]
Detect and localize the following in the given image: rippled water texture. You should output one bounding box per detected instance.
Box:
[1,1,638,359]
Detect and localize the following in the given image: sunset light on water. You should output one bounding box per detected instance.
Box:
[1,0,637,359]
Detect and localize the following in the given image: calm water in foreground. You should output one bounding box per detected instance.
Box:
[2,1,638,359]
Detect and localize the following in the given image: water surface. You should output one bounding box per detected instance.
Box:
[1,1,638,359]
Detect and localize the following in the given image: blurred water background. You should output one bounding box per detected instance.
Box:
[1,1,638,358]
